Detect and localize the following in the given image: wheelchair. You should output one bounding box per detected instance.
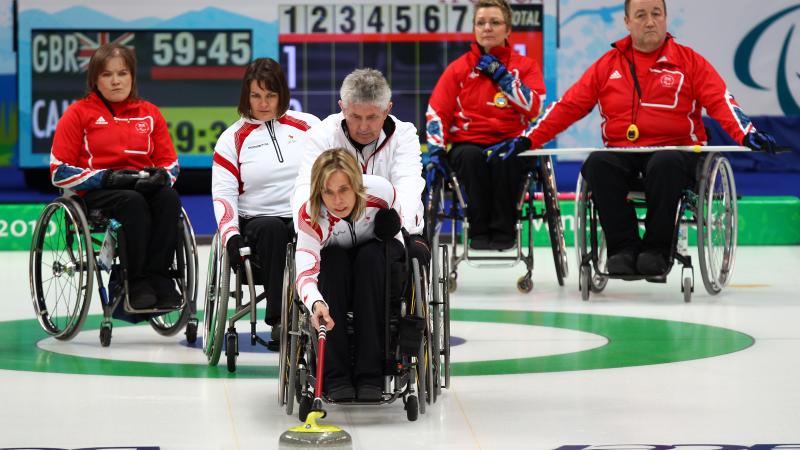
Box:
[278,235,451,422]
[28,193,199,346]
[202,231,278,372]
[425,154,569,293]
[575,152,738,303]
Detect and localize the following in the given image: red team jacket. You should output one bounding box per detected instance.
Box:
[427,42,546,147]
[525,34,753,149]
[50,92,178,191]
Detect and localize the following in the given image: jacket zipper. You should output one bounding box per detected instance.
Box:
[265,120,284,163]
[346,219,356,246]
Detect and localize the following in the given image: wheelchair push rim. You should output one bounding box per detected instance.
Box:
[574,175,609,293]
[202,233,230,364]
[539,155,569,284]
[150,211,197,336]
[29,198,95,340]
[279,242,298,413]
[697,154,738,294]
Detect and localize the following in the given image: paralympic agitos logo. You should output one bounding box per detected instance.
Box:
[734,4,800,115]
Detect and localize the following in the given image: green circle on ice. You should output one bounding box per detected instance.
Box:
[0,309,753,378]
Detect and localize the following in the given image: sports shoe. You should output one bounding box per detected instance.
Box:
[326,384,355,401]
[469,235,492,250]
[356,384,383,401]
[129,279,157,309]
[606,247,638,275]
[490,233,515,250]
[266,324,280,352]
[150,274,182,308]
[636,250,668,276]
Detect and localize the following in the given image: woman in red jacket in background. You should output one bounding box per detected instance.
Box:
[425,0,546,250]
[50,42,182,310]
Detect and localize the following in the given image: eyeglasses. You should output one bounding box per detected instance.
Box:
[474,19,505,29]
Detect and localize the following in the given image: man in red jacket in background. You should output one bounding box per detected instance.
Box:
[488,0,779,274]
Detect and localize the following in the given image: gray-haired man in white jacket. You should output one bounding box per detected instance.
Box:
[292,68,428,261]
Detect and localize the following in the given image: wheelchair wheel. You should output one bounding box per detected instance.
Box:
[150,212,197,336]
[226,329,238,372]
[279,243,297,413]
[696,154,737,295]
[575,176,609,294]
[405,395,419,422]
[203,233,230,365]
[539,156,569,285]
[682,276,693,303]
[431,243,451,395]
[411,259,432,412]
[29,197,94,340]
[283,299,301,415]
[100,323,112,347]
[441,245,451,389]
[579,265,591,301]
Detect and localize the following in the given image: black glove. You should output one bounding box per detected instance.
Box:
[134,167,169,194]
[225,234,245,273]
[373,208,401,241]
[102,169,140,190]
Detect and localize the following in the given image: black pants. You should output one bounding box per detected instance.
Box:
[318,239,405,389]
[239,216,293,326]
[83,186,181,282]
[448,142,532,238]
[581,150,698,256]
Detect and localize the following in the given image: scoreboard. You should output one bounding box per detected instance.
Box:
[16,1,549,169]
[23,29,252,168]
[15,0,277,169]
[279,3,544,138]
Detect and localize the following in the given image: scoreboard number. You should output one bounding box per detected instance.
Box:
[280,4,476,34]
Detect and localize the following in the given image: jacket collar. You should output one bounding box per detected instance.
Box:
[88,91,135,116]
[339,112,397,153]
[612,32,677,65]
[470,41,512,62]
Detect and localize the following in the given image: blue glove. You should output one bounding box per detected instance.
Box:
[475,54,508,83]
[484,137,532,162]
[742,131,779,154]
[424,146,448,189]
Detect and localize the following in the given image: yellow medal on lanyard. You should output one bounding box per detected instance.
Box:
[626,124,640,142]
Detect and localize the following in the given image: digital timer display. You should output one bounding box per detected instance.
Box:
[26,29,252,167]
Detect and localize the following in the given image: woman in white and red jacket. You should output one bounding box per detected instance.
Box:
[295,148,404,402]
[50,42,181,310]
[212,58,319,348]
[425,0,545,250]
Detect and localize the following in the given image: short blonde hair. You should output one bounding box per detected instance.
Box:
[309,148,367,224]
